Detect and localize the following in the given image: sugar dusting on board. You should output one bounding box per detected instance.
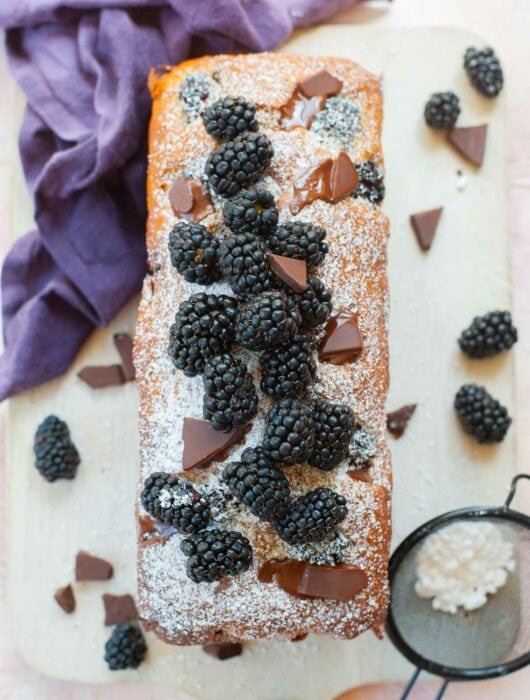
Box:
[136,54,391,643]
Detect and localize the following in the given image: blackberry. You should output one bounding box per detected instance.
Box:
[168,222,221,285]
[285,276,332,329]
[308,401,355,471]
[219,232,273,298]
[223,446,290,521]
[205,132,274,197]
[354,161,385,205]
[223,187,278,237]
[266,222,328,268]
[33,415,80,482]
[104,623,147,670]
[168,293,238,376]
[203,353,258,432]
[424,91,461,129]
[140,472,210,534]
[454,384,511,444]
[235,291,301,351]
[260,332,316,399]
[203,96,258,141]
[458,310,517,359]
[262,397,314,465]
[181,528,252,583]
[464,47,504,98]
[275,487,347,545]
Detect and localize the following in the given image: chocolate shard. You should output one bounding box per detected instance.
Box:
[78,365,125,389]
[290,152,358,214]
[113,333,135,381]
[169,176,213,222]
[331,151,359,200]
[169,175,193,213]
[103,593,138,626]
[203,643,243,660]
[448,124,488,167]
[319,312,363,364]
[410,207,443,251]
[299,70,343,99]
[347,469,372,483]
[387,404,417,438]
[75,551,113,581]
[280,91,325,129]
[182,417,245,471]
[54,584,76,614]
[268,253,307,293]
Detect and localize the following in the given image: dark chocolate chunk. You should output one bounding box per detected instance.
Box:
[78,365,125,389]
[448,124,487,167]
[54,584,75,614]
[169,176,194,213]
[290,151,358,214]
[169,176,213,222]
[268,253,307,293]
[103,593,138,625]
[299,70,343,99]
[347,469,372,483]
[182,417,245,471]
[203,642,243,660]
[410,207,443,251]
[319,312,363,364]
[75,551,113,581]
[387,404,417,438]
[331,151,359,200]
[280,90,325,129]
[113,333,135,381]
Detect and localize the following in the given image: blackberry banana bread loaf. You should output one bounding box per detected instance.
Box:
[135,53,391,644]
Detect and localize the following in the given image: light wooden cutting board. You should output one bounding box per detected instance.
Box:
[5,26,521,700]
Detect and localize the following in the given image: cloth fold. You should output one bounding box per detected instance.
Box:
[0,0,362,400]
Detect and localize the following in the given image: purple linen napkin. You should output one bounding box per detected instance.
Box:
[0,0,364,400]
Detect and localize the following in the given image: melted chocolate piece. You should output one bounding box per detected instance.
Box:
[448,124,487,167]
[290,152,358,214]
[203,643,243,660]
[299,70,343,99]
[387,404,417,438]
[169,176,213,222]
[75,551,113,581]
[280,90,325,129]
[347,469,372,484]
[78,365,125,389]
[331,151,360,200]
[410,207,443,251]
[103,593,138,625]
[54,584,75,614]
[113,333,135,381]
[258,560,367,602]
[268,253,307,292]
[182,418,245,471]
[319,312,363,364]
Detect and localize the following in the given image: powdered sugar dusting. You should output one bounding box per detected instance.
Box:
[135,53,391,644]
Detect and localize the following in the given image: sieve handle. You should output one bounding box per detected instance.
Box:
[399,669,449,700]
[504,473,530,509]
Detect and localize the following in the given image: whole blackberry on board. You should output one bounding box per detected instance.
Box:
[203,96,258,141]
[235,291,301,351]
[260,332,316,399]
[168,293,238,376]
[104,623,147,670]
[354,161,385,205]
[308,401,355,471]
[458,310,517,359]
[205,132,274,197]
[262,397,315,466]
[424,91,461,129]
[181,529,252,583]
[223,446,290,521]
[285,276,332,329]
[454,384,511,444]
[168,222,221,285]
[275,487,348,545]
[266,221,328,268]
[33,415,80,482]
[464,47,504,97]
[140,472,210,534]
[219,232,273,298]
[223,187,278,237]
[203,353,258,432]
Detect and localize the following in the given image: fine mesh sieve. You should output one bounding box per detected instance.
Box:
[386,474,530,699]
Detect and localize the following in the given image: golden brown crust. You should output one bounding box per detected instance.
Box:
[135,53,390,645]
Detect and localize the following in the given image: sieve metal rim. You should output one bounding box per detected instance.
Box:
[386,503,530,681]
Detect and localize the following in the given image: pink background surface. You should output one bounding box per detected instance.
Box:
[1,1,530,698]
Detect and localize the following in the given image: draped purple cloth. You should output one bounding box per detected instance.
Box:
[0,0,363,400]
